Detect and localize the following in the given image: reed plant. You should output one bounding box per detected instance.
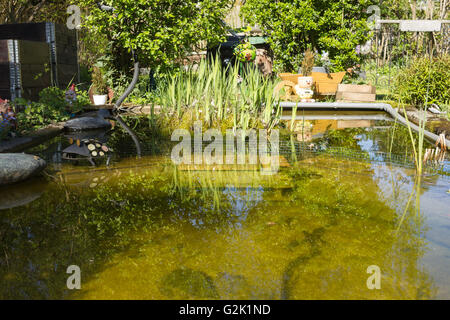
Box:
[156,56,281,133]
[395,53,435,233]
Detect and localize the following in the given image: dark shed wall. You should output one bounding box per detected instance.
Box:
[0,23,78,100]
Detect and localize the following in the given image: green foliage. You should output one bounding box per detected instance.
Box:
[108,71,159,105]
[0,0,71,24]
[393,55,450,108]
[241,0,377,72]
[79,0,234,71]
[155,57,281,133]
[14,87,90,132]
[91,66,108,95]
[38,87,67,111]
[326,128,366,149]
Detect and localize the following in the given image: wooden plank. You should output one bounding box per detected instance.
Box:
[312,71,346,84]
[336,91,376,102]
[337,84,376,94]
[399,20,442,32]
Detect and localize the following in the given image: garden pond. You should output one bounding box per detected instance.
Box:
[1,115,449,299]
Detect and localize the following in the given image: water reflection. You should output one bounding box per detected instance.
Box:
[0,178,46,210]
[0,116,448,299]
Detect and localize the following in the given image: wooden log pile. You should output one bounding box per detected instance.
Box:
[63,138,113,166]
[85,139,111,158]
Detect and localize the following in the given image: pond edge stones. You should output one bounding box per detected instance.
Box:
[0,153,47,185]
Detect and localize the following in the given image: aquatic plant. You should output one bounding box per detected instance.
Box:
[156,56,281,133]
[395,52,437,233]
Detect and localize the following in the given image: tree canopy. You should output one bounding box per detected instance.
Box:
[79,0,234,71]
[241,0,378,72]
[0,0,69,24]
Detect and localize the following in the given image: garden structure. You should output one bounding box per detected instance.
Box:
[0,22,78,100]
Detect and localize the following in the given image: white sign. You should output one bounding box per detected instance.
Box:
[399,20,442,32]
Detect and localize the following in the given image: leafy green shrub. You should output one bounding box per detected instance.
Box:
[38,87,67,111]
[393,55,450,107]
[14,87,90,132]
[79,0,233,73]
[91,66,108,95]
[241,0,377,72]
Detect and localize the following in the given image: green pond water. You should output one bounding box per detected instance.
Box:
[1,118,449,299]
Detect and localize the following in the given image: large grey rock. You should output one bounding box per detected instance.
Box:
[64,117,111,132]
[0,153,47,185]
[64,110,112,132]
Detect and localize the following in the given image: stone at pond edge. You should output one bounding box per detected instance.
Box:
[64,111,112,132]
[0,153,47,185]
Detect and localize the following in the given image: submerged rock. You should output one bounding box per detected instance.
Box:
[0,153,47,185]
[64,110,112,132]
[160,268,219,299]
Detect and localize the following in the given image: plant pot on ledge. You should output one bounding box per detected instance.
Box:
[93,94,107,106]
[88,86,114,106]
[90,66,113,106]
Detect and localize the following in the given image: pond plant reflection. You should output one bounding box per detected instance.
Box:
[0,155,436,299]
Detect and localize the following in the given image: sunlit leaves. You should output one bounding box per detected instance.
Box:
[78,0,234,70]
[241,0,378,72]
